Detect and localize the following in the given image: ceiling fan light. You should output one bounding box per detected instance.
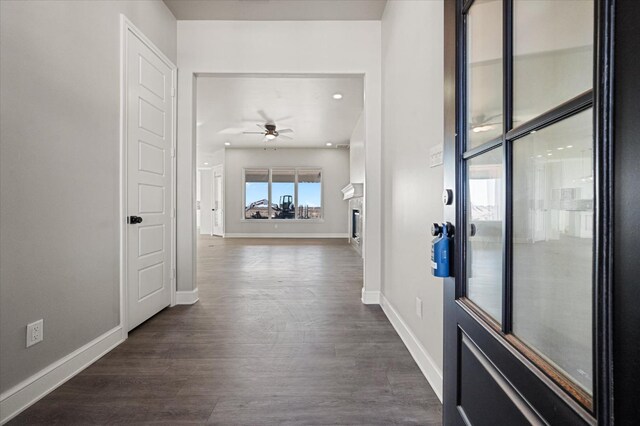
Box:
[265,134,276,141]
[472,125,493,133]
[332,93,343,100]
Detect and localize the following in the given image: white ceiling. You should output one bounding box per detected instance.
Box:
[164,0,387,21]
[196,75,364,156]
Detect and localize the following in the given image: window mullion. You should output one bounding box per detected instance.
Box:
[294,169,299,220]
[268,168,272,220]
[502,0,514,333]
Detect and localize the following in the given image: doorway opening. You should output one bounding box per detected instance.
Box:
[193,72,366,259]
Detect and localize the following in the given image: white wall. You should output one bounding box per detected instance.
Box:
[225,148,349,236]
[0,0,176,395]
[381,0,445,398]
[176,21,382,294]
[350,112,365,184]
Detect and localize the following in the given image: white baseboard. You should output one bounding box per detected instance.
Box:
[0,326,124,425]
[224,233,349,239]
[380,293,443,402]
[361,289,381,304]
[175,288,199,305]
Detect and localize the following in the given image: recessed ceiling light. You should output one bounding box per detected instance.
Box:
[204,162,209,165]
[225,142,231,146]
[566,145,573,148]
[332,93,343,100]
[536,155,542,158]
[197,122,203,127]
[557,147,564,150]
[326,142,333,146]
[547,153,552,156]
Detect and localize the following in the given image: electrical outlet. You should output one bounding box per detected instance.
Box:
[26,319,43,348]
[416,297,423,319]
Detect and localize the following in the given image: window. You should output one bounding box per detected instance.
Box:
[297,169,322,219]
[244,169,269,219]
[243,168,322,220]
[271,169,296,219]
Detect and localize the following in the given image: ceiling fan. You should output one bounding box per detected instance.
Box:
[243,123,294,142]
[470,113,501,133]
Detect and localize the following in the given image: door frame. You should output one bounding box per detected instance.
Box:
[186,72,376,303]
[443,0,615,423]
[212,164,225,236]
[119,15,177,336]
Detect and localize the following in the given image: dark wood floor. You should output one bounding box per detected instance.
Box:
[11,237,442,425]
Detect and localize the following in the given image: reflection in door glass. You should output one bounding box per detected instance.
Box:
[466,149,503,323]
[513,0,593,125]
[512,109,593,395]
[467,0,503,148]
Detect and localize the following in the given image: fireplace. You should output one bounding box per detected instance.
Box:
[352,209,361,241]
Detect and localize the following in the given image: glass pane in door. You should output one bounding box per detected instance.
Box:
[466,148,503,323]
[513,0,594,126]
[467,0,503,149]
[512,109,593,395]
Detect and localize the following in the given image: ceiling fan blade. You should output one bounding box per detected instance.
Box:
[279,134,293,140]
[218,127,246,135]
[472,113,502,126]
[277,128,293,134]
[274,115,293,122]
[257,110,274,124]
[243,131,264,134]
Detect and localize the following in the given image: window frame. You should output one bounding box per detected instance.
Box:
[242,167,324,222]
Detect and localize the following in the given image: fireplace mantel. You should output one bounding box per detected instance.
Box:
[341,183,364,200]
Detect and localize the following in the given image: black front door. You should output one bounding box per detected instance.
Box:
[440,0,632,424]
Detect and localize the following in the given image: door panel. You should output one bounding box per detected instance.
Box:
[459,333,537,426]
[443,0,605,424]
[127,28,174,331]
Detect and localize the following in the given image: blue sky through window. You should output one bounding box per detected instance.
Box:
[297,182,321,207]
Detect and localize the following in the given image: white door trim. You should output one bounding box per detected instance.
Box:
[119,15,177,336]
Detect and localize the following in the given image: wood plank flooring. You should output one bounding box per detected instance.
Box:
[10,237,442,425]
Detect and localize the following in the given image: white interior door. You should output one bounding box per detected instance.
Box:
[199,169,213,235]
[213,166,224,236]
[126,27,174,331]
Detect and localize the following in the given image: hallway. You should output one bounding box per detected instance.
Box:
[10,238,441,425]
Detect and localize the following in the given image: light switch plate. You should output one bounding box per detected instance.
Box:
[430,143,443,168]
